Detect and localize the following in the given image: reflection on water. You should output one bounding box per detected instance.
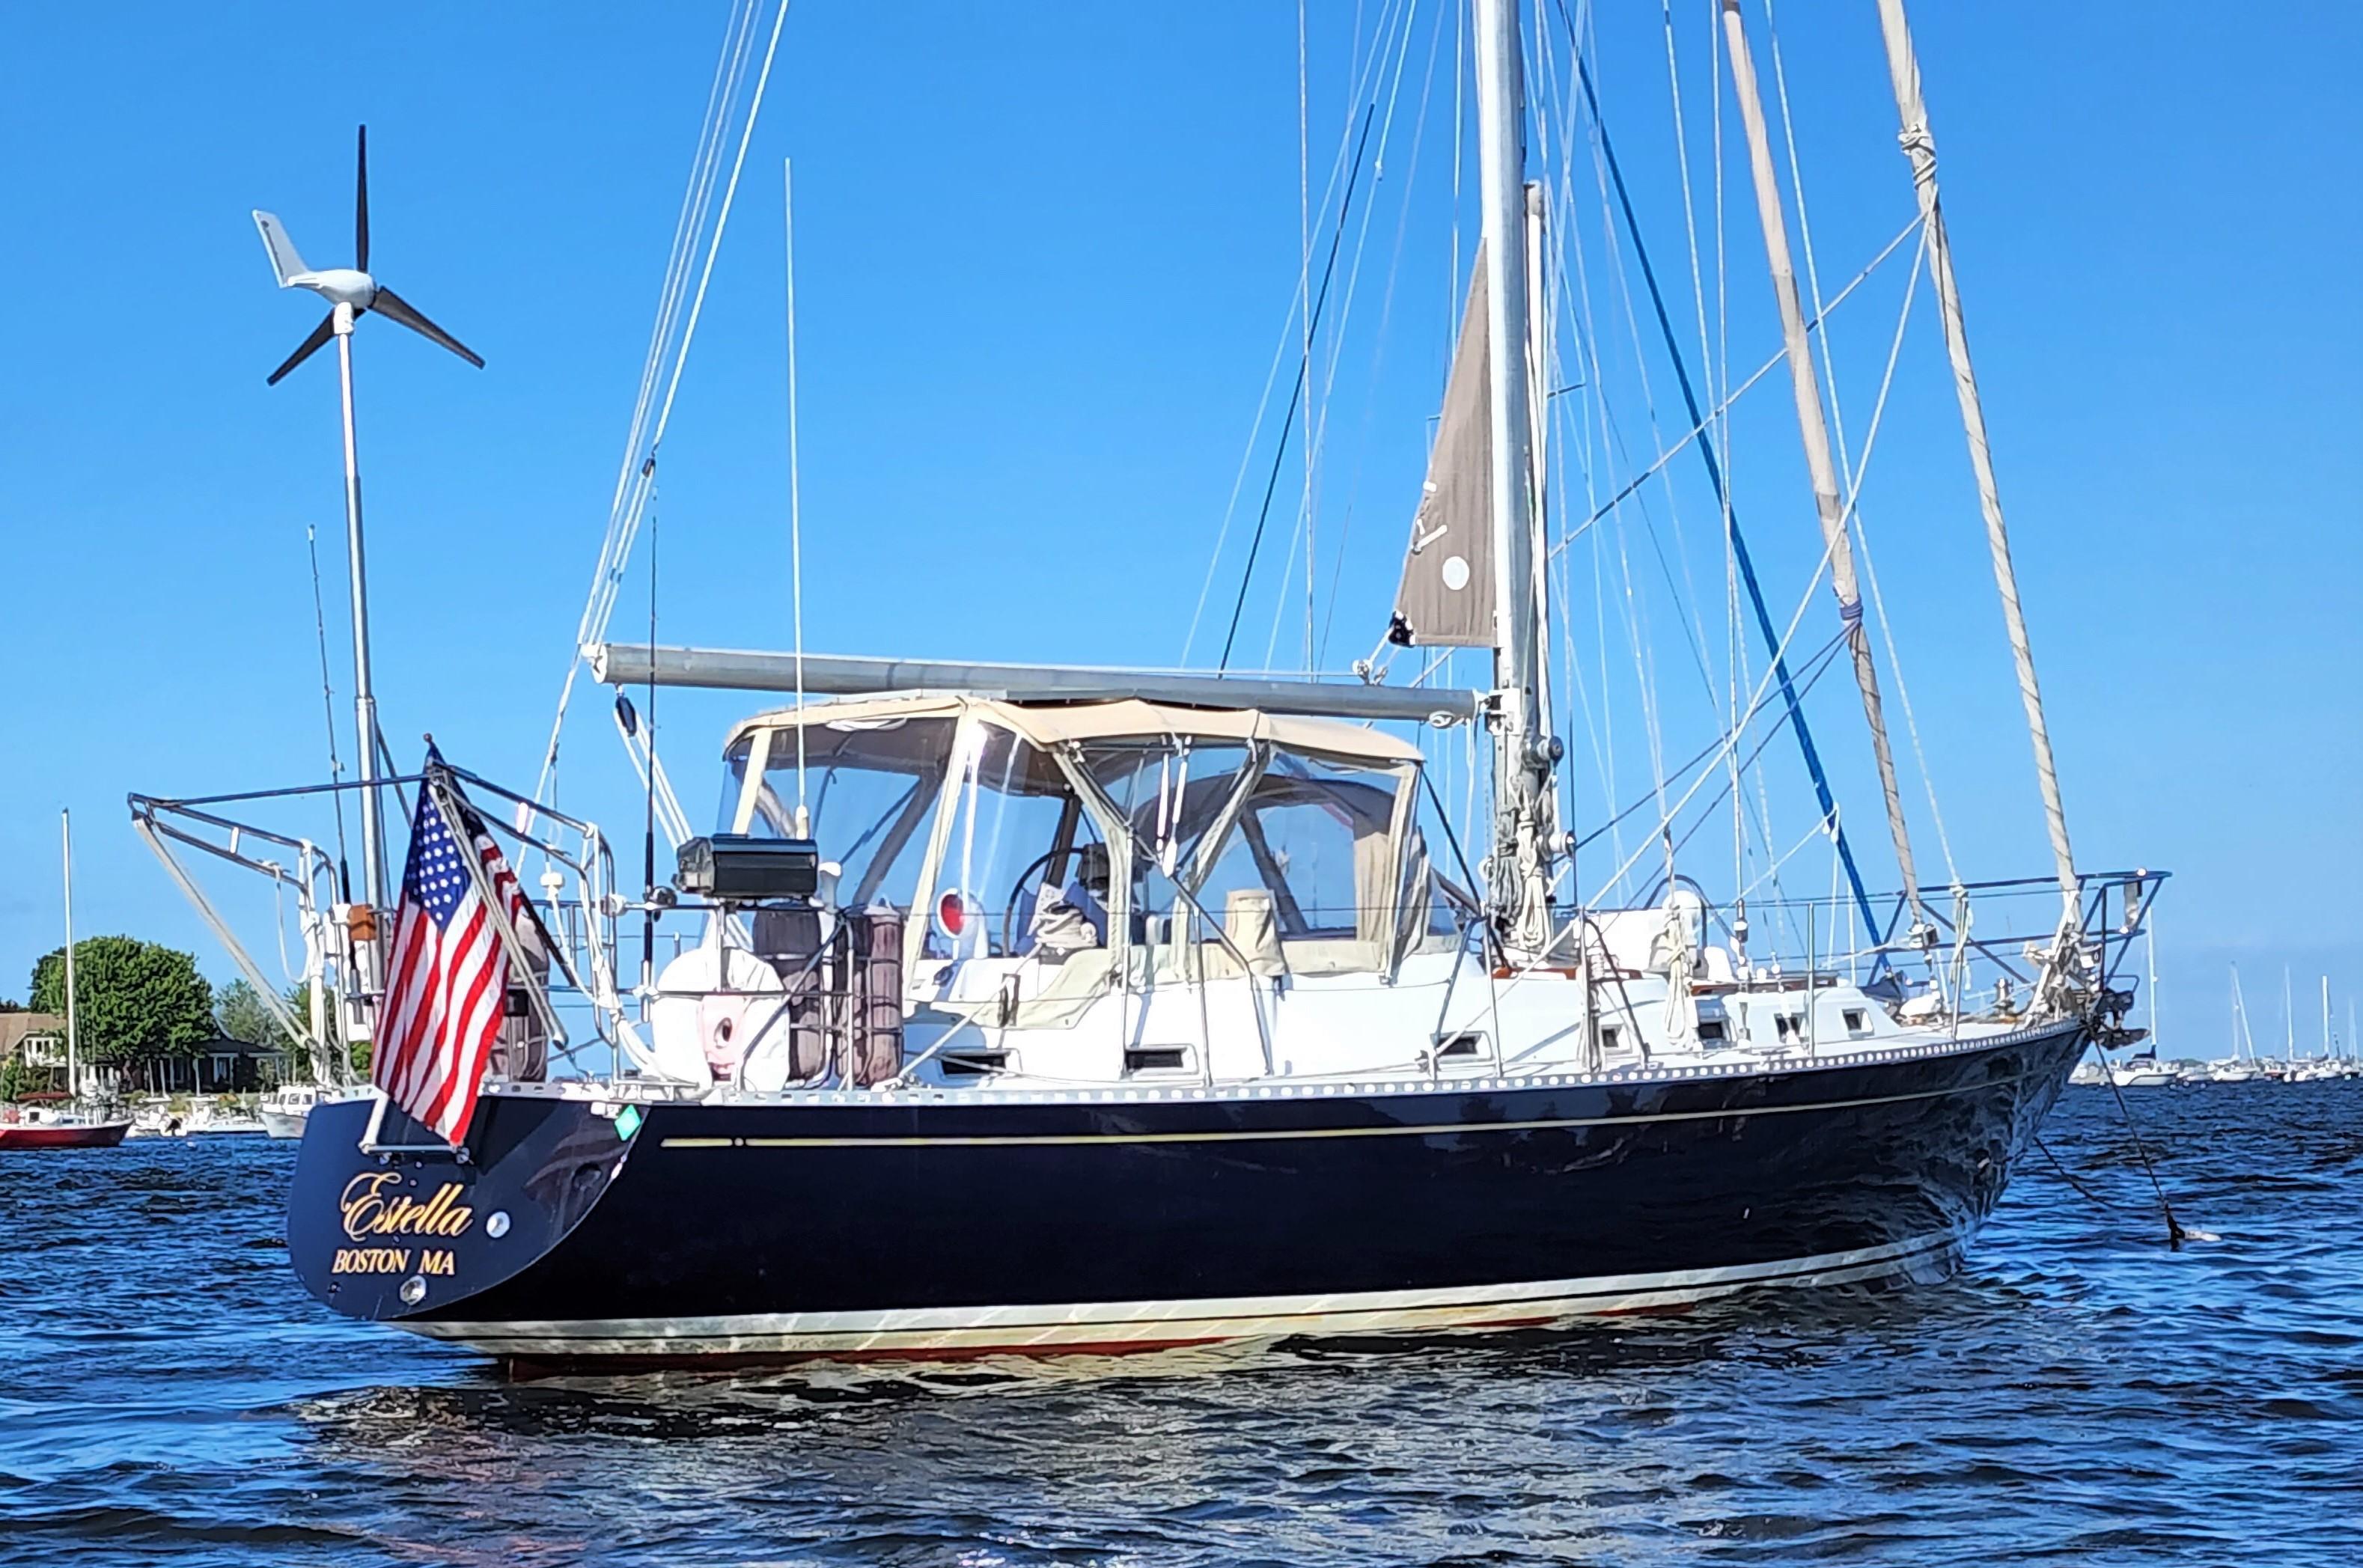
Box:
[3,1087,2358,1565]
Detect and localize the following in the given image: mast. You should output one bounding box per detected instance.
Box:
[2231,964,2253,1063]
[1870,0,2078,936]
[1473,0,1553,952]
[2323,974,2332,1060]
[61,810,79,1105]
[1524,180,1553,781]
[2284,965,2295,1064]
[334,302,391,917]
[1722,0,1926,938]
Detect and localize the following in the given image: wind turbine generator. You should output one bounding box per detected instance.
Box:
[253,125,483,921]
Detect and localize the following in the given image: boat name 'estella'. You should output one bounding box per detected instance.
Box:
[338,1172,474,1243]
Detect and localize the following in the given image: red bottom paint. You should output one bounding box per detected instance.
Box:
[0,1120,132,1150]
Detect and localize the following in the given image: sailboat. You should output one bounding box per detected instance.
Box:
[137,0,2157,1367]
[2109,1054,2176,1088]
[2207,964,2263,1082]
[0,812,131,1150]
[2289,974,2344,1082]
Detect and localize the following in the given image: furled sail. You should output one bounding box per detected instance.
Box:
[1389,248,1494,647]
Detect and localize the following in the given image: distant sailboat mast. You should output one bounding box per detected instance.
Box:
[61,810,79,1105]
[2284,965,2295,1065]
[2231,964,2254,1064]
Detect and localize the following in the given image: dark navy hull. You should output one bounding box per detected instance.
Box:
[289,1022,2085,1365]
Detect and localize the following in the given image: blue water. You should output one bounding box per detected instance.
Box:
[2,1085,2357,1566]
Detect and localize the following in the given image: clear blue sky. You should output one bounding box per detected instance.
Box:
[1,3,2356,1054]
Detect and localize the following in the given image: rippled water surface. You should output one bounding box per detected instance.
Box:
[3,1085,2358,1566]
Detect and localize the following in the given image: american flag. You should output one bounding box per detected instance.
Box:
[373,755,536,1144]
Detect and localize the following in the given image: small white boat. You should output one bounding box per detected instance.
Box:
[258,1083,368,1139]
[2110,1055,2177,1087]
[186,1100,267,1135]
[2206,1061,2261,1084]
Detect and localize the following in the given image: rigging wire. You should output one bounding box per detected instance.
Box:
[529,0,794,822]
[1759,0,1958,893]
[1317,0,1448,667]
[1270,0,1427,671]
[1181,8,1421,665]
[1558,83,1674,891]
[303,523,352,896]
[784,156,809,829]
[1546,214,1921,561]
[1299,0,1315,671]
[1652,0,1755,924]
[1573,628,1845,853]
[642,484,659,992]
[1216,103,1380,671]
[1551,7,1900,953]
[1835,229,1962,888]
[1583,514,1844,907]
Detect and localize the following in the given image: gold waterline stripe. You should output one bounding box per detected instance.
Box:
[655,1067,2043,1151]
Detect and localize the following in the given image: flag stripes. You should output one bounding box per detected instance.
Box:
[370,754,533,1144]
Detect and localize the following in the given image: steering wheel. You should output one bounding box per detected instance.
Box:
[1000,847,1073,956]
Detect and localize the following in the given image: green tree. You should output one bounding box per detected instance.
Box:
[28,938,215,1067]
[216,978,288,1046]
[281,979,350,1082]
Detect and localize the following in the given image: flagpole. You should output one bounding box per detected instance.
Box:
[419,760,571,1061]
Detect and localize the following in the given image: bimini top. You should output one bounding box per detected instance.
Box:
[725,692,1427,767]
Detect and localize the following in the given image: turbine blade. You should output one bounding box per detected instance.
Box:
[370,286,484,369]
[266,311,338,385]
[252,210,310,287]
[355,125,370,274]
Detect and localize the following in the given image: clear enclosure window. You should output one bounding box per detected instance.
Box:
[933,724,1101,958]
[1078,739,1257,947]
[1191,751,1403,946]
[716,736,756,837]
[1083,741,1253,876]
[742,716,957,911]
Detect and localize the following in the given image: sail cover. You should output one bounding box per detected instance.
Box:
[1391,248,1494,647]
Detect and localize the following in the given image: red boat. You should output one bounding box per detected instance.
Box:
[0,1117,132,1150]
[0,1097,131,1149]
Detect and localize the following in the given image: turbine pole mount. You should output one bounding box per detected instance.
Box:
[332,299,390,916]
[251,124,484,948]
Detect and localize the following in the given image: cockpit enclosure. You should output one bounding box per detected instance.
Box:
[717,695,1453,1005]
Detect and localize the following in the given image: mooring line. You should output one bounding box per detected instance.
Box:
[2095,1052,2189,1249]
